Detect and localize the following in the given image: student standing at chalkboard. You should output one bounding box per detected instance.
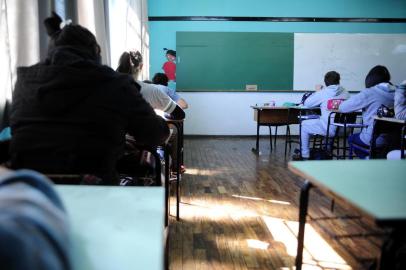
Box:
[163,49,176,81]
[338,65,395,158]
[294,71,349,160]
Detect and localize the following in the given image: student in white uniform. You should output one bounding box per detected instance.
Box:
[152,73,188,109]
[387,80,406,159]
[338,65,395,158]
[116,51,185,120]
[296,71,349,160]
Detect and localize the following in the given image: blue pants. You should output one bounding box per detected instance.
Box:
[348,133,369,159]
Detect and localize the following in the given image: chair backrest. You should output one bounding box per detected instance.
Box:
[333,112,358,124]
[371,118,406,158]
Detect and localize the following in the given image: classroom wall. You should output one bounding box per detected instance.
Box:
[148,0,406,135]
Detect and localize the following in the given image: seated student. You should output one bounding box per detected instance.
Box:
[152,73,188,109]
[387,80,406,159]
[0,167,70,270]
[116,51,185,120]
[294,71,349,160]
[338,65,395,158]
[10,13,169,184]
[395,80,406,120]
[116,51,185,173]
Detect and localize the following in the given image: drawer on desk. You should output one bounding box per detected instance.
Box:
[254,109,289,124]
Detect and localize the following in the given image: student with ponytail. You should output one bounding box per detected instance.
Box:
[10,12,169,184]
[116,50,185,120]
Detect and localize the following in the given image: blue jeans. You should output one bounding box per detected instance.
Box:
[348,133,369,159]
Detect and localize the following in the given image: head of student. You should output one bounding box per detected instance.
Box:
[165,49,176,62]
[44,12,101,63]
[152,73,169,86]
[365,65,391,88]
[116,50,143,79]
[324,71,340,87]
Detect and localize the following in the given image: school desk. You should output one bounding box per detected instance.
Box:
[56,185,165,270]
[251,106,320,155]
[288,160,406,270]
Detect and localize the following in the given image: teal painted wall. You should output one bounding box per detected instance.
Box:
[148,0,406,79]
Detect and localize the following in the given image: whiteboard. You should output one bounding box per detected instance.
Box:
[294,33,406,91]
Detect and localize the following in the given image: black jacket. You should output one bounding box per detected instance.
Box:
[10,47,169,183]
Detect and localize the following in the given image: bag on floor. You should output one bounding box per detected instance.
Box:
[309,148,332,160]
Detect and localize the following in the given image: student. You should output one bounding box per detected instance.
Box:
[116,51,185,120]
[10,13,169,184]
[294,71,349,160]
[338,65,395,158]
[162,49,176,82]
[0,168,70,270]
[387,80,406,159]
[395,80,406,120]
[152,73,188,109]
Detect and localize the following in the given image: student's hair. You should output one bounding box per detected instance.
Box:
[116,51,143,75]
[324,71,340,86]
[152,73,169,86]
[143,80,153,84]
[43,12,100,61]
[365,65,391,88]
[164,49,176,57]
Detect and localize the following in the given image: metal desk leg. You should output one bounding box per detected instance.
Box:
[274,126,278,147]
[164,145,170,226]
[176,123,181,221]
[296,180,313,270]
[252,109,261,153]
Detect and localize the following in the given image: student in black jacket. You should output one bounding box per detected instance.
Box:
[9,13,169,184]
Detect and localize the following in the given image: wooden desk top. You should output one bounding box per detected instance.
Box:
[288,160,406,226]
[56,185,165,270]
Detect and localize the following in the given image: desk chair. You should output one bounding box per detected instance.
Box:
[326,111,364,159]
[290,108,321,157]
[368,118,406,159]
[164,120,183,222]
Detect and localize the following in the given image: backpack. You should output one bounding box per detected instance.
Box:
[309,148,332,160]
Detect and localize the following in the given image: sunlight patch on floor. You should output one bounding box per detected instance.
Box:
[183,168,223,176]
[174,199,259,220]
[232,194,291,205]
[263,216,352,270]
[246,239,270,250]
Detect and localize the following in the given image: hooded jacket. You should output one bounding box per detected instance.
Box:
[303,84,350,129]
[339,82,395,145]
[0,169,70,270]
[10,47,169,183]
[395,83,406,120]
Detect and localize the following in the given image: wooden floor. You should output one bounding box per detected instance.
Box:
[168,137,383,270]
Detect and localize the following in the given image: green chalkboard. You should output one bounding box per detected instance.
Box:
[176,32,294,91]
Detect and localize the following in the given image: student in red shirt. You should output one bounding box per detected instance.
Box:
[162,49,176,81]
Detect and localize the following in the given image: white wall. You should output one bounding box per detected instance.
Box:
[180,92,304,135]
